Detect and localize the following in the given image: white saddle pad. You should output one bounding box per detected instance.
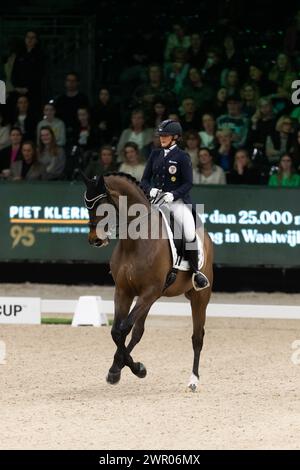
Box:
[159,209,204,272]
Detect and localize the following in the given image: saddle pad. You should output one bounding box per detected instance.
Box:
[159,209,204,272]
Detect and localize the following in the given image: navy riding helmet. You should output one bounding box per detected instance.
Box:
[156,119,183,137]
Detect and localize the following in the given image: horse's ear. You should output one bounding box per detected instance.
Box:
[96,174,105,191]
[79,170,91,186]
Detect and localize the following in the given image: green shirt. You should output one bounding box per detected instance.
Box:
[268,173,300,187]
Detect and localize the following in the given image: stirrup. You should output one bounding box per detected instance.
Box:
[192,272,210,291]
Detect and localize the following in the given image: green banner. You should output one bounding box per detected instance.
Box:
[0,181,299,267]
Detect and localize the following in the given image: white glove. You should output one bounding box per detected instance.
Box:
[150,187,160,198]
[163,192,174,203]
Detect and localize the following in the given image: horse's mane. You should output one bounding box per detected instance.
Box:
[104,171,149,201]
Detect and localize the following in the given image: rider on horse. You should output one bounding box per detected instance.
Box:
[141,119,209,290]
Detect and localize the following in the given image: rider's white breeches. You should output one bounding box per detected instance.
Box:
[168,199,196,242]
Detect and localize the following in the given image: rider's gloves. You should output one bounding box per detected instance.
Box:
[163,192,174,203]
[150,187,160,198]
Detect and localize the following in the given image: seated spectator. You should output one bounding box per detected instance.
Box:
[265,115,294,164]
[37,126,65,180]
[91,88,120,145]
[216,93,249,149]
[0,127,22,173]
[249,97,276,153]
[85,145,117,179]
[119,142,145,181]
[201,48,223,89]
[222,35,243,71]
[164,47,190,95]
[199,113,216,149]
[215,129,235,171]
[241,83,259,118]
[141,134,161,160]
[55,72,89,137]
[149,97,169,128]
[132,64,174,110]
[183,130,201,168]
[37,102,66,147]
[0,110,10,150]
[290,129,300,170]
[268,153,300,187]
[187,33,206,69]
[212,87,228,117]
[222,68,240,96]
[10,141,46,181]
[11,30,45,113]
[193,147,226,185]
[12,95,37,140]
[227,149,260,184]
[247,61,277,97]
[164,22,191,62]
[179,68,214,113]
[268,53,297,99]
[73,107,101,152]
[116,109,153,161]
[179,97,199,132]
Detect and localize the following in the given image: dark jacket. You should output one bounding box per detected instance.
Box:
[0,146,22,171]
[141,146,193,203]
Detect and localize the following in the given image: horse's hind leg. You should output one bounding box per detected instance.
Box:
[106,288,134,385]
[186,288,211,392]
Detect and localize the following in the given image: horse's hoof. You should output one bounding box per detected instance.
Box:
[188,383,197,393]
[187,373,199,392]
[106,371,121,385]
[135,362,147,379]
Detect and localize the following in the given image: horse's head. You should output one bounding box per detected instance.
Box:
[82,172,112,248]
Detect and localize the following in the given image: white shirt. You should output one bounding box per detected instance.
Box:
[193,165,226,185]
[164,144,177,157]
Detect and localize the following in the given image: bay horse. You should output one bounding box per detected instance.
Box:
[82,172,213,391]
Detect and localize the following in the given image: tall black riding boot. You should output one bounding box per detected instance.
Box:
[185,245,210,290]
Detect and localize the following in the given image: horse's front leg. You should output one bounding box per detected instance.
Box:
[106,288,134,385]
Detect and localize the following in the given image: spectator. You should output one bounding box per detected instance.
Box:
[141,133,161,160]
[241,83,259,118]
[164,22,190,61]
[212,87,228,117]
[201,48,223,89]
[91,88,120,144]
[132,64,174,110]
[222,68,240,96]
[85,145,117,179]
[119,142,145,181]
[199,113,216,149]
[55,72,89,136]
[168,112,180,122]
[10,141,46,181]
[0,110,10,151]
[227,149,260,184]
[12,95,37,140]
[284,10,300,59]
[290,129,300,170]
[187,33,206,69]
[164,47,190,95]
[215,129,235,171]
[73,107,101,152]
[11,31,44,112]
[0,127,22,173]
[3,38,22,104]
[193,147,226,185]
[179,98,199,132]
[217,93,249,148]
[116,109,153,161]
[247,61,277,97]
[149,97,169,128]
[179,68,214,112]
[268,153,300,187]
[222,35,242,71]
[249,97,276,153]
[183,130,201,168]
[268,53,297,99]
[265,115,294,164]
[38,126,65,179]
[37,102,66,147]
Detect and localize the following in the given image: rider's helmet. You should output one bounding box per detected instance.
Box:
[156,119,183,137]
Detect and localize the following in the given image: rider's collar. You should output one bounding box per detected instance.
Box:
[164,143,177,156]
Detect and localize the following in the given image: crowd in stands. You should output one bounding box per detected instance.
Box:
[2,12,300,189]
